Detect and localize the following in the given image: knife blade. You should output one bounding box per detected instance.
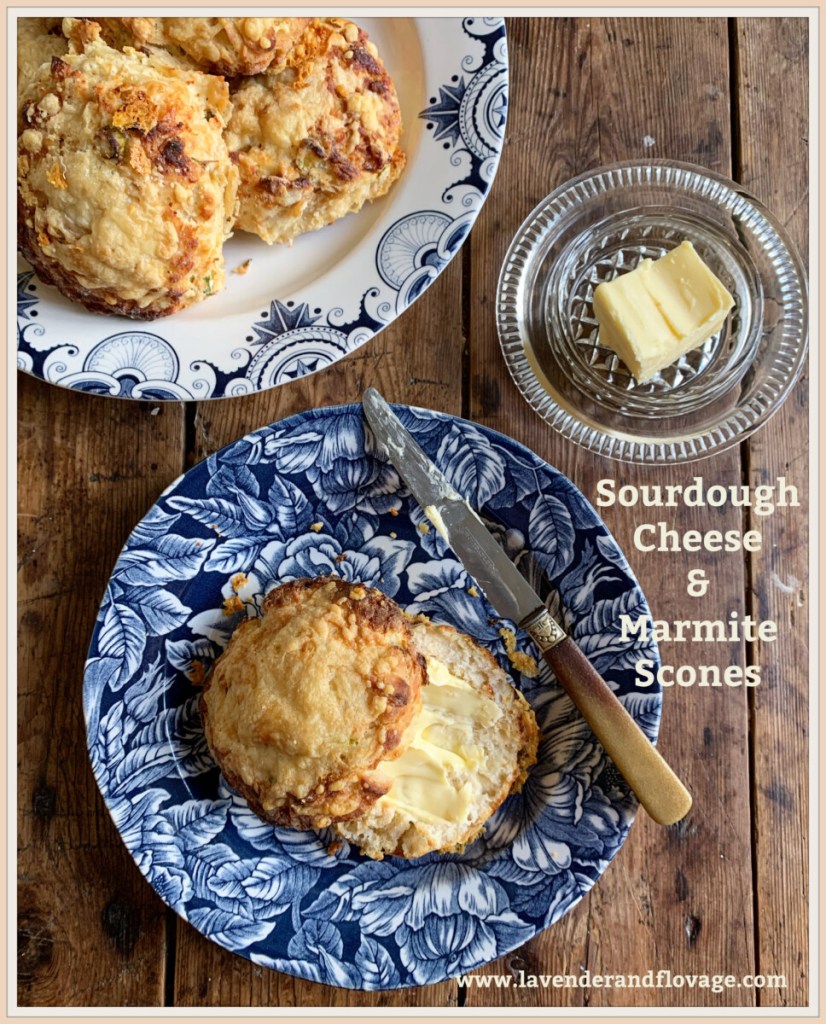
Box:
[362,387,692,826]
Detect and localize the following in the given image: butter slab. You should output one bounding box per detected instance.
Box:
[592,240,735,383]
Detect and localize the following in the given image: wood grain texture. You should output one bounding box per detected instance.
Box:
[580,24,755,1002]
[17,375,185,1005]
[464,18,755,1007]
[735,17,809,1008]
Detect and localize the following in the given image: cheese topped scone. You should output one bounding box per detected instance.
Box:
[200,577,426,830]
[17,19,238,319]
[225,17,406,245]
[16,18,67,124]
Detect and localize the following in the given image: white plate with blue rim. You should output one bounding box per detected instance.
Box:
[18,17,508,401]
[84,403,662,988]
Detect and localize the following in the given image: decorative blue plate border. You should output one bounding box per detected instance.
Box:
[84,403,662,989]
[18,18,508,401]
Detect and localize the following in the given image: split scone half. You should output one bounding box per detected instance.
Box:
[200,577,426,831]
[334,620,539,859]
[224,17,406,245]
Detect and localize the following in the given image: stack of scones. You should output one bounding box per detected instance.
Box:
[17,17,406,319]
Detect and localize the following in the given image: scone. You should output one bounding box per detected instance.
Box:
[17,19,238,320]
[16,18,67,124]
[200,577,426,830]
[94,17,310,77]
[224,17,406,245]
[335,620,539,859]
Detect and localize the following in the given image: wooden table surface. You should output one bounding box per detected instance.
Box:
[17,17,809,1010]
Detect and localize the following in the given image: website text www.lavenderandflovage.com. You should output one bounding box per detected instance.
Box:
[457,969,787,994]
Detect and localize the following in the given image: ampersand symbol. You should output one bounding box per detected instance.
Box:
[687,569,710,597]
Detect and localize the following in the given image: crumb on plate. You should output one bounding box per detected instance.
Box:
[189,659,206,686]
[499,626,540,678]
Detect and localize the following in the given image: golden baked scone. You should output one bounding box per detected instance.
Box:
[94,17,310,77]
[17,19,238,320]
[334,620,539,860]
[17,19,67,123]
[200,577,427,831]
[224,17,406,245]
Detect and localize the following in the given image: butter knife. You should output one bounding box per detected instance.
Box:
[362,388,692,826]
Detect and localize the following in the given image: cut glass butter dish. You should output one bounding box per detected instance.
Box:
[496,160,808,464]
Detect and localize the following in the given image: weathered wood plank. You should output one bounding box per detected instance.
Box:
[464,17,756,1007]
[577,18,754,1008]
[735,16,809,1008]
[17,374,185,1005]
[173,254,465,1007]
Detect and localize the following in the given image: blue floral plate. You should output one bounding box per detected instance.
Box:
[18,17,507,401]
[84,404,662,989]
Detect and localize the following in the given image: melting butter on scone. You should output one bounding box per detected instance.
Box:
[375,658,502,823]
[333,619,539,860]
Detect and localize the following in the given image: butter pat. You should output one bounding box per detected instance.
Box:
[592,241,734,382]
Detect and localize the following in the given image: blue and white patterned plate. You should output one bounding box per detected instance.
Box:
[84,404,662,989]
[17,17,507,401]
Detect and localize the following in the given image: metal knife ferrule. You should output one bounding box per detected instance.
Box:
[520,608,567,652]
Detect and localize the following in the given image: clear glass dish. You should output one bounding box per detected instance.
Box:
[496,161,808,464]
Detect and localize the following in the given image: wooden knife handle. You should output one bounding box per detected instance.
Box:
[525,621,692,825]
